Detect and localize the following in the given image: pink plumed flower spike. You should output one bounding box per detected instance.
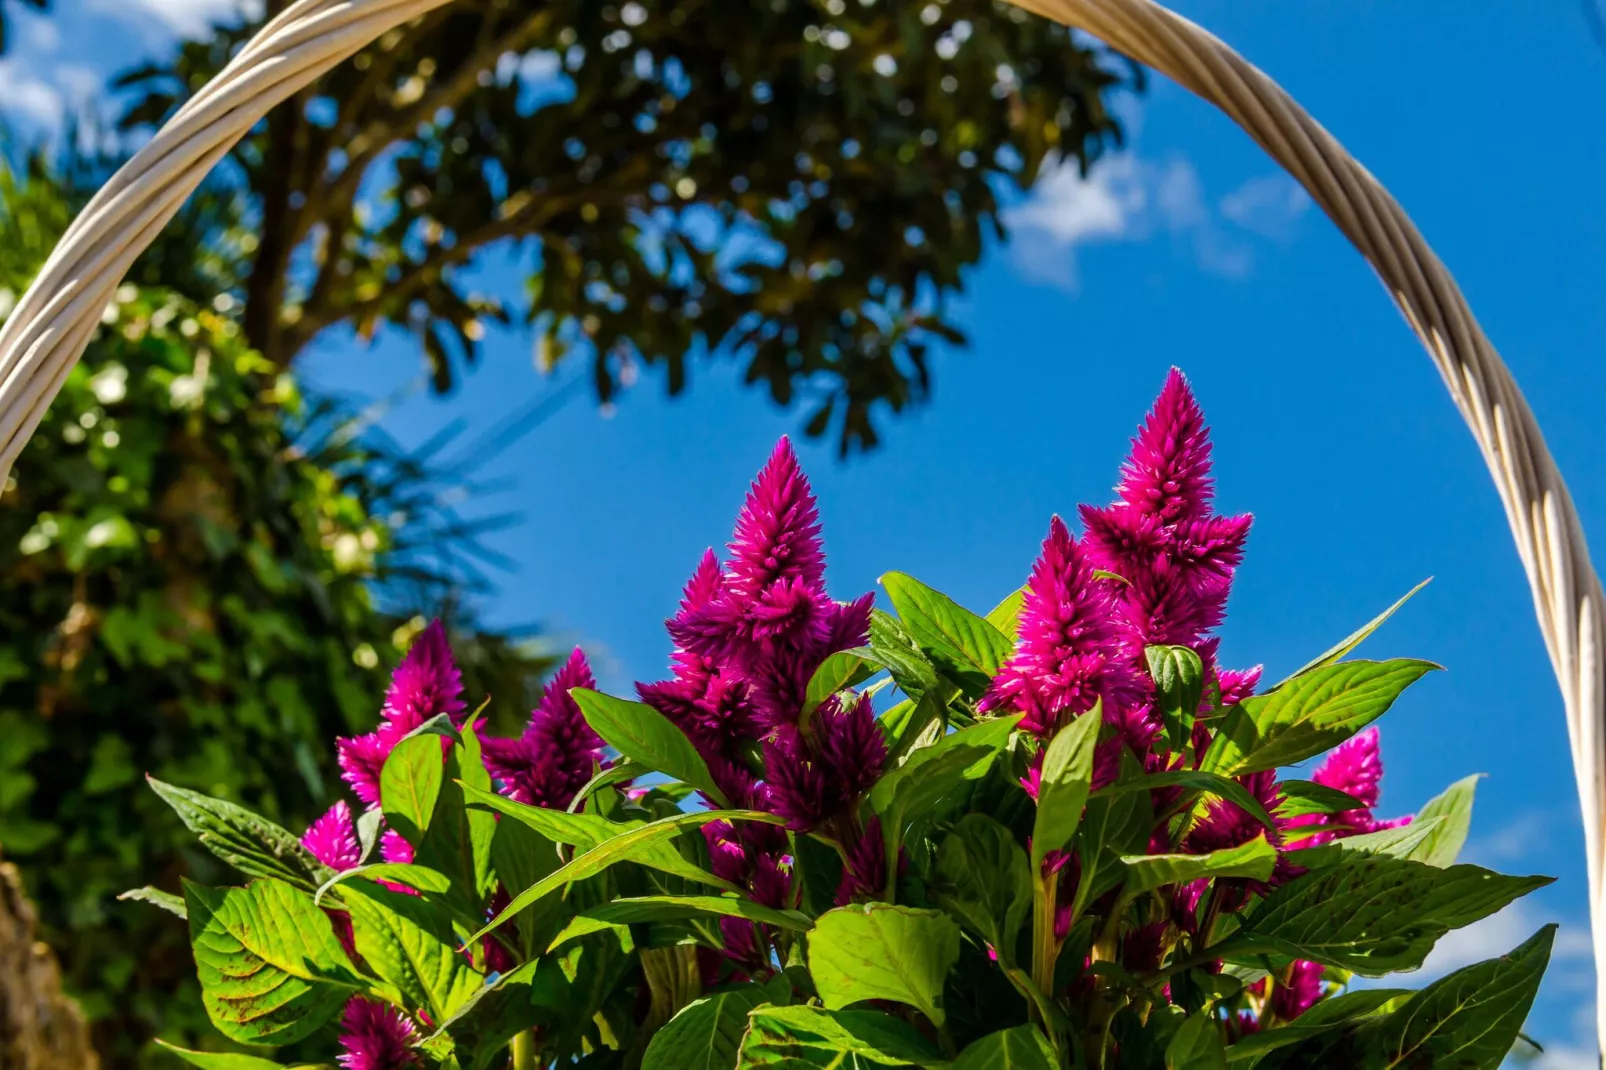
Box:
[302,801,362,872]
[1118,367,1215,524]
[483,647,605,809]
[382,618,466,735]
[336,731,389,810]
[725,437,826,600]
[337,997,418,1070]
[981,515,1132,738]
[1312,726,1384,811]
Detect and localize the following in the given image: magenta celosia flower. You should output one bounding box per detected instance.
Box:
[1288,727,1414,845]
[981,516,1135,738]
[813,693,887,799]
[763,728,836,831]
[1185,771,1301,892]
[483,648,605,810]
[1268,960,1325,1021]
[1079,371,1252,699]
[835,818,889,905]
[337,997,417,1070]
[380,829,414,865]
[337,620,467,809]
[303,801,362,872]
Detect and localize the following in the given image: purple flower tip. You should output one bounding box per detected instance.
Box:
[725,437,826,602]
[1119,368,1215,524]
[483,647,604,810]
[384,619,467,735]
[836,818,890,905]
[1269,960,1325,1021]
[302,801,362,872]
[337,997,418,1070]
[1313,726,1383,811]
[336,731,390,810]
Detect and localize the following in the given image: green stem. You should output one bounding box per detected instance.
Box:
[1031,870,1061,1001]
[511,1030,534,1070]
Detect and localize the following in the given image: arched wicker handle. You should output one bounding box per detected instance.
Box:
[1,0,1599,1046]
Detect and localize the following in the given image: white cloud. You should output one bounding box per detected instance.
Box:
[1220,173,1312,241]
[1407,901,1591,982]
[18,11,60,53]
[1531,1041,1600,1070]
[1463,810,1558,869]
[0,59,64,128]
[85,0,261,40]
[1007,153,1257,289]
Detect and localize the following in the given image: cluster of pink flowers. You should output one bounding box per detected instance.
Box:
[297,369,1409,1055]
[983,369,1409,1028]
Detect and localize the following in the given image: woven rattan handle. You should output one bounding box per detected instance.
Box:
[2,0,1600,1045]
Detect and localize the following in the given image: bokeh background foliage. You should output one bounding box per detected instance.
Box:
[0,151,556,1065]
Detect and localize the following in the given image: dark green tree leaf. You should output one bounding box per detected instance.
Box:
[932,814,1032,966]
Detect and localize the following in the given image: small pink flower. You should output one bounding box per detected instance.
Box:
[302,801,362,872]
[337,997,417,1070]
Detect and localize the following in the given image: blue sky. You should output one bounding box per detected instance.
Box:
[8,0,1606,1061]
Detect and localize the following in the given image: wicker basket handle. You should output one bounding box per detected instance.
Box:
[1,0,1599,1044]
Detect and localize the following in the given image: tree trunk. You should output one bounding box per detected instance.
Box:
[0,852,98,1070]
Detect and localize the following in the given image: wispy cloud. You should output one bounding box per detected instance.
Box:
[84,0,261,41]
[1006,145,1311,291]
[0,59,67,128]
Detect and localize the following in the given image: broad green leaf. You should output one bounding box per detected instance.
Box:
[153,1041,321,1069]
[870,716,1021,891]
[1224,989,1409,1062]
[1293,817,1446,862]
[549,895,813,950]
[183,878,357,1045]
[1072,750,1153,916]
[1223,856,1551,975]
[313,862,451,905]
[1273,780,1364,820]
[1031,709,1102,870]
[803,650,879,719]
[1147,645,1205,752]
[1407,774,1479,867]
[566,760,649,813]
[1093,769,1274,832]
[573,687,729,806]
[985,588,1027,643]
[808,904,960,1026]
[1201,660,1439,776]
[149,777,327,890]
[421,960,545,1070]
[1121,835,1277,896]
[881,572,1013,697]
[463,780,738,891]
[1370,924,1553,1069]
[868,608,942,698]
[951,1025,1055,1070]
[489,816,565,957]
[1166,1012,1227,1070]
[118,885,187,919]
[470,809,786,944]
[414,727,497,922]
[879,692,945,767]
[932,814,1031,966]
[644,980,788,1070]
[343,880,484,1025]
[380,733,444,844]
[740,1004,947,1068]
[1287,579,1431,679]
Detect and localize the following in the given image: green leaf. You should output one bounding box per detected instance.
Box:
[644,982,785,1070]
[463,779,738,891]
[1093,769,1275,833]
[1224,989,1409,1062]
[880,572,1014,697]
[1293,817,1446,862]
[803,650,879,719]
[1031,708,1102,870]
[343,880,484,1025]
[153,1041,319,1069]
[566,760,649,813]
[1223,856,1551,975]
[1073,751,1154,916]
[1370,925,1553,1069]
[148,777,327,891]
[740,1004,947,1068]
[1407,774,1479,867]
[1166,1012,1227,1070]
[932,814,1032,966]
[117,885,187,919]
[808,904,960,1026]
[414,727,497,922]
[1201,660,1439,776]
[549,895,813,951]
[1273,780,1364,820]
[984,588,1027,643]
[1287,579,1430,679]
[1121,835,1277,896]
[870,716,1021,891]
[868,609,942,698]
[183,878,358,1045]
[314,863,451,905]
[882,691,946,767]
[470,809,786,945]
[380,733,444,845]
[951,1025,1055,1070]
[573,687,730,807]
[1147,646,1205,752]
